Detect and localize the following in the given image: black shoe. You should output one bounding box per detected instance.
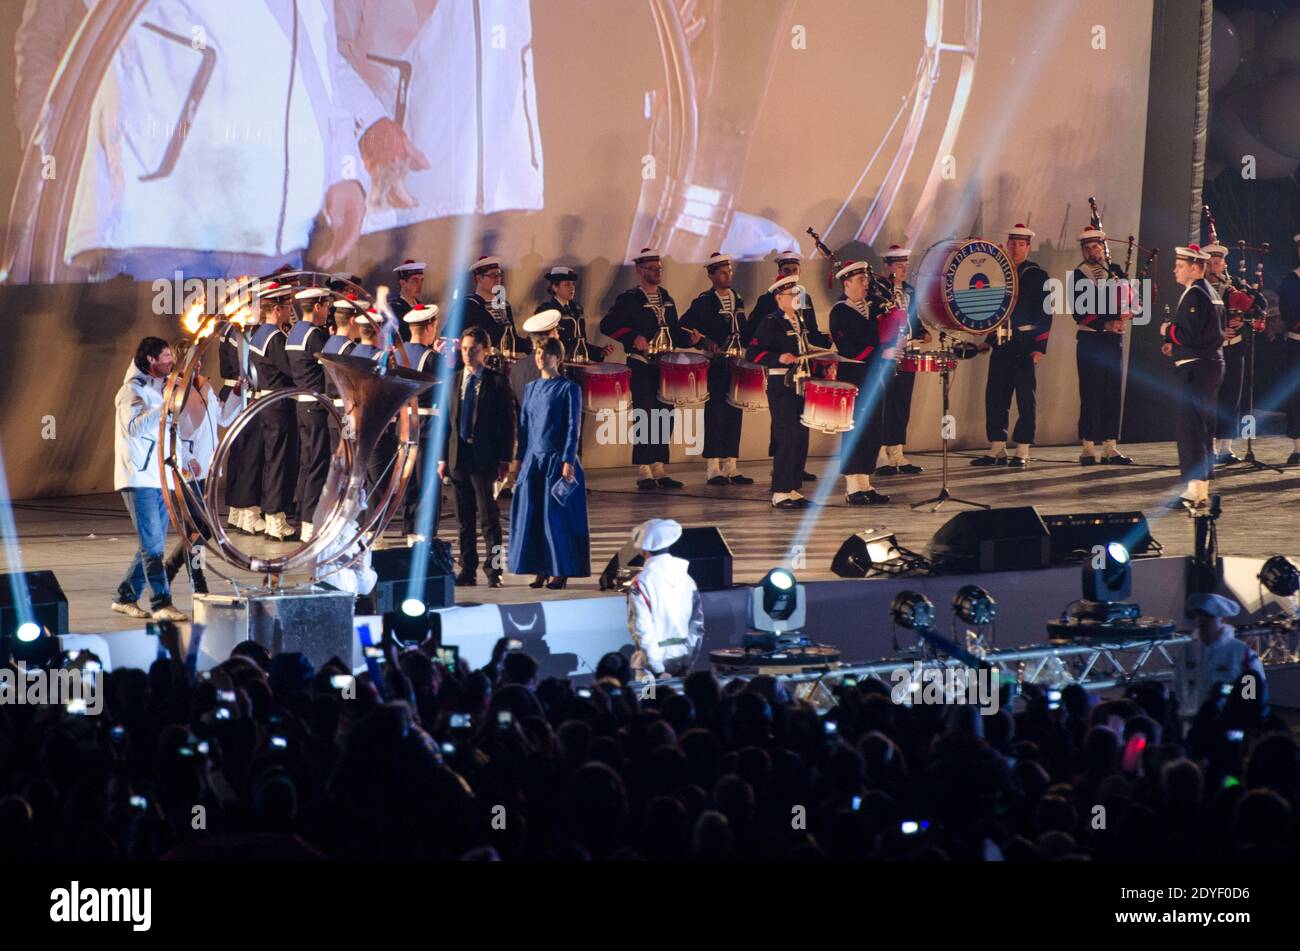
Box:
[707,475,729,486]
[1163,497,1201,513]
[802,471,818,481]
[729,474,754,485]
[455,570,478,587]
[1287,452,1300,466]
[487,573,505,589]
[969,455,1007,467]
[875,465,899,477]
[772,498,805,510]
[1079,454,1097,466]
[1008,457,1029,469]
[529,575,549,589]
[656,476,684,489]
[846,490,891,505]
[898,463,924,474]
[546,576,568,590]
[1215,452,1241,466]
[1102,453,1133,465]
[636,478,657,490]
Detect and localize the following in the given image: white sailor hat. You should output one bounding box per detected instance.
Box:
[403,304,440,324]
[1175,244,1210,262]
[1078,228,1107,244]
[882,244,911,261]
[835,261,871,281]
[632,247,663,264]
[394,259,425,275]
[332,295,361,310]
[1203,243,1229,257]
[768,274,802,294]
[774,249,802,265]
[471,255,502,274]
[1007,223,1036,240]
[294,287,330,301]
[705,251,733,270]
[258,282,293,300]
[523,308,562,334]
[545,265,577,283]
[637,518,682,552]
[1184,592,1240,618]
[355,308,380,325]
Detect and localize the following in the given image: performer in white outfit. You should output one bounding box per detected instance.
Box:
[627,519,705,681]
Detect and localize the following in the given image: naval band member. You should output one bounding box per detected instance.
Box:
[286,288,332,543]
[246,282,298,540]
[829,261,892,505]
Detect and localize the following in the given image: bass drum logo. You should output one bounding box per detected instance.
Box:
[942,240,1017,334]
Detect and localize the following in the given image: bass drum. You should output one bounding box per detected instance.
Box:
[913,238,1018,338]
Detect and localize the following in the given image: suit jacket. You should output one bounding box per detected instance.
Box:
[443,365,516,473]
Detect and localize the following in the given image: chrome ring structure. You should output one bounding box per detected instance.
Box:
[158,273,432,591]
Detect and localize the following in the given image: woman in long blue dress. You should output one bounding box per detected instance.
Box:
[508,336,590,589]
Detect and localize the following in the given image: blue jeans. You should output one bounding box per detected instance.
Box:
[116,488,172,610]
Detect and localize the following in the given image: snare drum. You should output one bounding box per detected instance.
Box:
[726,358,768,411]
[657,350,710,406]
[897,351,957,374]
[809,354,840,381]
[800,380,858,434]
[570,362,631,415]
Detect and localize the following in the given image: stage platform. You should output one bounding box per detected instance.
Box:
[7,437,1300,635]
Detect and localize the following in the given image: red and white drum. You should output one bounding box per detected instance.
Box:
[726,358,767,411]
[801,380,858,434]
[809,353,841,381]
[914,238,1018,337]
[570,362,631,416]
[897,350,957,374]
[657,350,710,406]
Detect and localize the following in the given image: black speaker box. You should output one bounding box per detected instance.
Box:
[928,507,1050,572]
[599,526,733,591]
[830,531,897,578]
[0,570,68,636]
[368,541,455,613]
[1041,511,1155,563]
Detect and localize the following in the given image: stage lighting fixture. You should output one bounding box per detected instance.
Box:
[401,598,426,618]
[891,591,935,632]
[761,568,798,621]
[1083,542,1132,603]
[383,605,431,648]
[15,621,41,643]
[1259,556,1300,598]
[953,585,996,625]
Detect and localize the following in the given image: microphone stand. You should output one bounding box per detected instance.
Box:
[1237,317,1283,474]
[911,333,988,513]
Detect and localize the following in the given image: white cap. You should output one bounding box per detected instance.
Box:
[705,251,733,270]
[637,518,682,552]
[403,304,440,324]
[1175,244,1210,262]
[882,244,911,261]
[332,296,361,311]
[1006,223,1035,240]
[1078,228,1106,244]
[471,255,502,273]
[633,247,663,264]
[355,308,380,325]
[394,259,425,274]
[258,283,293,300]
[545,265,577,283]
[768,274,801,294]
[774,249,801,264]
[294,287,330,301]
[1203,243,1229,257]
[523,309,561,333]
[835,261,870,281]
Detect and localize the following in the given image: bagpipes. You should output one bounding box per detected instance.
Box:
[805,226,908,349]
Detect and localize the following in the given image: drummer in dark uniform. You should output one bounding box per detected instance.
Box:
[600,247,696,490]
[463,255,521,353]
[830,262,892,505]
[350,309,401,496]
[246,282,298,540]
[389,259,425,342]
[286,287,332,543]
[218,301,265,536]
[537,265,610,362]
[970,223,1053,468]
[401,303,445,545]
[748,275,829,509]
[876,245,928,476]
[683,252,753,486]
[1161,244,1225,512]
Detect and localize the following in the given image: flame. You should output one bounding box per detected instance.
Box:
[180,299,215,341]
[227,305,252,328]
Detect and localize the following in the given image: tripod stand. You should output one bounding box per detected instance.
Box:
[1231,318,1282,473]
[911,344,988,513]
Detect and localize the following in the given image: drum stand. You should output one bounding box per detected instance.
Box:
[911,340,988,513]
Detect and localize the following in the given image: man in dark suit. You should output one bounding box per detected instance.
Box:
[438,326,516,587]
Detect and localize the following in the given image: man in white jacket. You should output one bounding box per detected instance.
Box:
[628,519,704,681]
[113,337,187,622]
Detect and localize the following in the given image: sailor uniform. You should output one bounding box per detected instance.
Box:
[683,288,747,470]
[1073,261,1129,444]
[629,551,705,678]
[536,297,602,362]
[463,292,520,352]
[1165,277,1225,481]
[320,332,356,454]
[1211,274,1263,442]
[882,278,923,448]
[286,320,330,526]
[348,342,401,494]
[600,286,687,468]
[986,260,1052,445]
[247,322,298,518]
[830,296,891,479]
[401,340,445,533]
[748,309,827,496]
[388,296,415,342]
[218,324,262,510]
